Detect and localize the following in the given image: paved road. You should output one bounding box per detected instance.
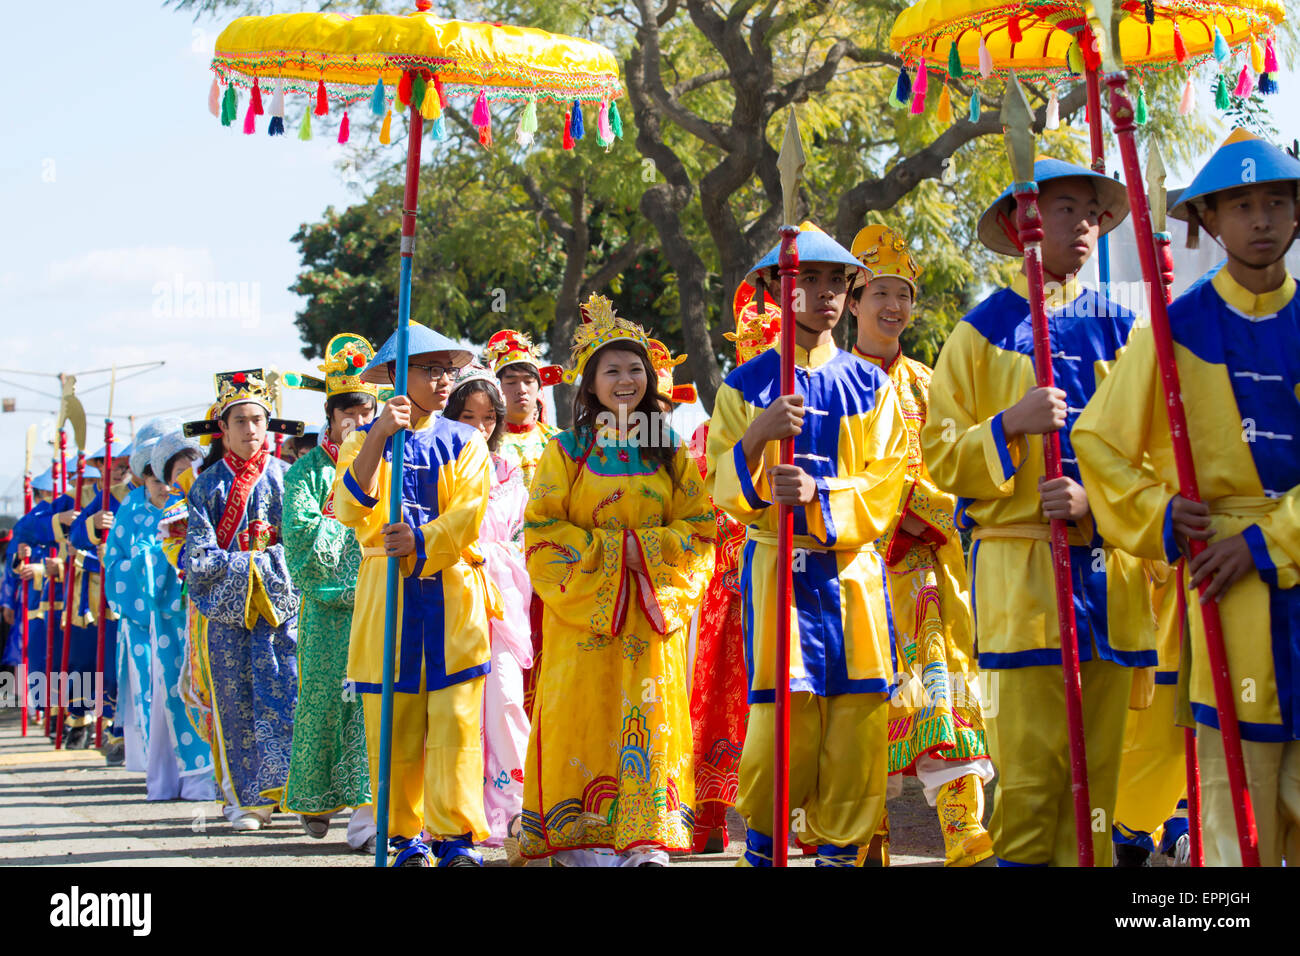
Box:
[0,706,955,867]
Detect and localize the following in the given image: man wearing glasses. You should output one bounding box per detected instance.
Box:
[333,325,495,867]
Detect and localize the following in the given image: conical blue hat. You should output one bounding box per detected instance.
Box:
[978,157,1130,257]
[31,467,55,492]
[747,222,864,284]
[361,323,474,386]
[1170,129,1300,221]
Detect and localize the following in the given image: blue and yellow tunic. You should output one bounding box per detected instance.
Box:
[707,341,910,703]
[921,275,1156,671]
[1075,269,1300,742]
[333,414,492,694]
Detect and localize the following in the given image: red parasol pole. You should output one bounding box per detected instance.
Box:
[94,420,114,748]
[1105,71,1259,865]
[1173,564,1205,866]
[43,455,61,738]
[1003,74,1093,865]
[18,468,33,736]
[54,453,85,749]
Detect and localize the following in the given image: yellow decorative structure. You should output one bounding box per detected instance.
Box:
[647,339,697,405]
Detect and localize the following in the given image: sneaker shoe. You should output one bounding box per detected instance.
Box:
[230,814,264,832]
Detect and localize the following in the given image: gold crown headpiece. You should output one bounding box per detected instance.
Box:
[562,294,650,385]
[849,224,922,293]
[319,333,380,400]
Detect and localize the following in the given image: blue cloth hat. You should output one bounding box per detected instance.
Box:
[360,322,474,386]
[88,443,129,462]
[129,417,184,477]
[978,157,1130,257]
[746,222,866,285]
[151,430,203,487]
[1170,129,1300,221]
[31,467,55,492]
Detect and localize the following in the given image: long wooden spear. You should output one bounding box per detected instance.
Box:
[94,367,117,748]
[1145,143,1205,868]
[771,109,804,867]
[1093,0,1259,867]
[1002,72,1094,866]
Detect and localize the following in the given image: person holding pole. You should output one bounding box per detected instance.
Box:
[1075,129,1300,867]
[921,156,1155,867]
[707,221,909,867]
[8,467,57,727]
[333,324,493,867]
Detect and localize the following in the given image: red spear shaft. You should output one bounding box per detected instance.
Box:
[1105,71,1259,866]
[55,453,85,749]
[1172,564,1205,866]
[772,224,799,867]
[44,456,62,738]
[94,420,114,749]
[1012,183,1095,866]
[19,473,33,736]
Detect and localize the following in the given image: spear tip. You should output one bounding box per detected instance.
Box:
[1001,71,1037,185]
[1147,137,1169,233]
[777,108,806,227]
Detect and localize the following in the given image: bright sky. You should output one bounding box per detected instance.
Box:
[0,1,1296,512]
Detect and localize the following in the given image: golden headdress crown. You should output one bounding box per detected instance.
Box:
[647,338,696,405]
[726,281,782,366]
[563,294,650,384]
[213,369,272,418]
[849,224,922,293]
[319,333,380,400]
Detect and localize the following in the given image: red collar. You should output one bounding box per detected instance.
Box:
[505,420,537,434]
[852,345,902,373]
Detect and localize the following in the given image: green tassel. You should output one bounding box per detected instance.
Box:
[521,97,539,133]
[411,75,427,115]
[299,108,312,140]
[1215,74,1230,110]
[888,85,904,109]
[1135,87,1148,125]
[947,41,964,79]
[969,89,980,122]
[610,100,623,139]
[221,85,237,127]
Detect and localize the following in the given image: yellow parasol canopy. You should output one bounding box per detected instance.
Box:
[210,2,624,146]
[891,0,1285,81]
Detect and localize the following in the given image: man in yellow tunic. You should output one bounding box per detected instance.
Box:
[708,223,909,867]
[484,329,561,490]
[921,159,1156,867]
[847,224,995,867]
[520,295,715,866]
[333,323,493,867]
[1075,130,1300,866]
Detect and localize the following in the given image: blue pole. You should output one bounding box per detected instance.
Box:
[1099,231,1111,289]
[375,89,425,868]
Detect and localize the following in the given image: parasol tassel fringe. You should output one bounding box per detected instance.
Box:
[208,77,221,117]
[1008,15,1022,43]
[434,75,447,108]
[1233,64,1253,98]
[562,111,575,150]
[1179,74,1195,115]
[271,77,285,118]
[1067,40,1085,74]
[251,78,264,115]
[610,100,623,139]
[978,35,992,77]
[1215,74,1230,110]
[1213,27,1229,63]
[910,60,928,115]
[299,108,312,141]
[243,97,257,135]
[1251,38,1265,74]
[1264,36,1279,73]
[379,108,392,144]
[429,115,445,141]
[570,99,585,139]
[1144,0,1155,24]
[221,84,237,127]
[371,78,386,117]
[315,79,328,116]
[522,97,539,133]
[1173,24,1188,64]
[1135,87,1148,125]
[968,89,980,122]
[421,82,441,120]
[268,115,284,137]
[597,100,614,144]
[1259,73,1278,95]
[1045,89,1060,129]
[937,84,953,124]
[472,91,491,127]
[397,72,412,108]
[894,66,912,104]
[947,41,963,79]
[338,110,350,144]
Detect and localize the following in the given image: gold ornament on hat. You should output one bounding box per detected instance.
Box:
[562,294,650,385]
[647,338,696,404]
[849,224,922,293]
[319,333,380,399]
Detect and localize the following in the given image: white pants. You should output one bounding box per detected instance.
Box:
[887,754,997,806]
[553,847,670,867]
[145,658,215,801]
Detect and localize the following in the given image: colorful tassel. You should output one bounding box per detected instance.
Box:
[947,41,964,79]
[338,110,350,144]
[434,75,447,108]
[1259,73,1278,95]
[969,89,980,122]
[398,71,412,107]
[521,97,539,134]
[251,78,264,115]
[570,99,585,139]
[411,75,427,115]
[1251,37,1265,74]
[1135,87,1148,125]
[479,119,492,148]
[315,78,328,116]
[937,84,953,123]
[1215,74,1230,110]
[379,108,392,144]
[562,113,575,150]
[1067,40,1085,74]
[1173,24,1188,63]
[208,77,221,117]
[888,85,905,110]
[420,81,441,120]
[472,90,491,127]
[267,115,285,136]
[894,66,912,103]
[1213,27,1229,63]
[597,101,614,144]
[1143,0,1154,24]
[978,35,992,77]
[271,77,285,118]
[1008,15,1022,43]
[242,97,256,135]
[1264,36,1279,73]
[610,100,623,139]
[1179,74,1195,115]
[429,115,446,141]
[515,119,535,147]
[910,60,928,115]
[299,108,312,140]
[1045,89,1060,129]
[221,84,237,127]
[371,78,386,117]
[1234,64,1254,98]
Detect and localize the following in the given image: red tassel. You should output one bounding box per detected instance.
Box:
[397,71,412,107]
[434,74,446,108]
[242,97,256,135]
[251,78,264,115]
[562,115,574,150]
[338,110,350,144]
[315,79,328,116]
[1008,15,1022,43]
[1173,24,1188,64]
[478,123,492,148]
